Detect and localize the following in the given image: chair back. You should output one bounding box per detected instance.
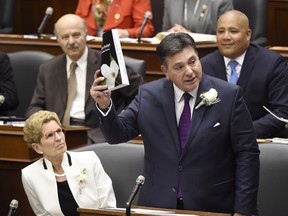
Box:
[233,0,268,46]
[258,143,288,216]
[8,51,54,118]
[124,56,146,80]
[74,143,144,208]
[0,0,15,33]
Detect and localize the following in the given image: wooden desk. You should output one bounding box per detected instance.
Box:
[268,0,288,46]
[0,125,88,215]
[268,46,288,61]
[0,34,218,82]
[78,206,230,216]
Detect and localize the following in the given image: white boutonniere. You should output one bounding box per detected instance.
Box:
[75,168,87,194]
[195,88,221,110]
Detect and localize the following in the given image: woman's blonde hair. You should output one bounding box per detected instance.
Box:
[23,110,61,148]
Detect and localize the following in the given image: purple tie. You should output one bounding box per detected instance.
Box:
[178,93,192,151]
[177,93,191,199]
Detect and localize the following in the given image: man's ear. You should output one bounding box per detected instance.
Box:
[31,143,43,154]
[161,65,170,80]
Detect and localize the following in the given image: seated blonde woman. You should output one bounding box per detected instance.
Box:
[21,110,116,216]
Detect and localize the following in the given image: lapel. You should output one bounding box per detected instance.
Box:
[161,79,181,153]
[215,51,228,81]
[39,153,72,213]
[237,45,256,91]
[190,0,211,30]
[42,152,72,171]
[57,55,69,109]
[181,74,212,157]
[43,152,79,186]
[85,48,101,104]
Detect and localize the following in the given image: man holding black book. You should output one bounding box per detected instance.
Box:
[26,14,143,143]
[90,32,259,215]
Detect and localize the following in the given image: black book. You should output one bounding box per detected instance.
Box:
[100,29,129,92]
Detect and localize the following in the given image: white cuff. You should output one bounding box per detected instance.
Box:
[96,98,113,116]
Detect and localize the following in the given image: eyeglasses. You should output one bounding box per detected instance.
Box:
[42,128,66,141]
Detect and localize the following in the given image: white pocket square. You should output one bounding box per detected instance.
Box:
[213,122,220,127]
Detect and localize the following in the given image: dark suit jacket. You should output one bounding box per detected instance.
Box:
[96,74,260,215]
[0,52,18,115]
[162,0,233,34]
[201,43,288,138]
[26,48,143,129]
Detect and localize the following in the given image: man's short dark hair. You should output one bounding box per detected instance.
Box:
[156,32,197,66]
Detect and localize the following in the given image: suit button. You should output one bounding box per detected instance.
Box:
[172,187,176,192]
[178,166,183,171]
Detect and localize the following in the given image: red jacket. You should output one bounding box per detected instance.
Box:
[75,0,155,38]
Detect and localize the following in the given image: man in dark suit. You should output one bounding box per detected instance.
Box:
[0,52,18,115]
[90,32,260,215]
[201,10,288,139]
[26,14,143,143]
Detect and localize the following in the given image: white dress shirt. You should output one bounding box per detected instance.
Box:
[66,47,88,120]
[173,84,198,125]
[224,51,246,82]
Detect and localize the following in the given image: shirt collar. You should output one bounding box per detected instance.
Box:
[224,51,247,68]
[66,46,88,71]
[173,83,198,103]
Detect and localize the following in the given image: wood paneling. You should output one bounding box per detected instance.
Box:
[14,0,77,35]
[10,0,288,46]
[268,0,288,46]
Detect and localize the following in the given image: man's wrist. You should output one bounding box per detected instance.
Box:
[100,105,110,112]
[96,99,113,116]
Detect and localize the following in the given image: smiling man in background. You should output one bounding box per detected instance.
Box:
[201,10,288,139]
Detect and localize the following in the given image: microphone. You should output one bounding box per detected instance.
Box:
[37,7,53,38]
[137,11,152,43]
[126,175,145,216]
[7,199,18,216]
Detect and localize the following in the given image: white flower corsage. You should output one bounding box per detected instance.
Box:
[75,168,87,194]
[195,88,221,110]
